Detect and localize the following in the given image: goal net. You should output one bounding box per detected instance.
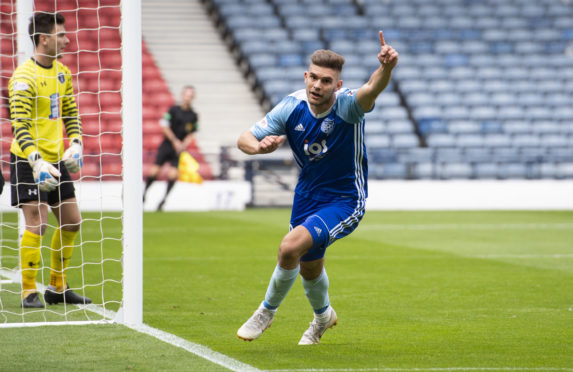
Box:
[0,0,142,326]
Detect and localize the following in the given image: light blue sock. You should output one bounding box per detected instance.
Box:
[263,264,300,310]
[302,268,330,314]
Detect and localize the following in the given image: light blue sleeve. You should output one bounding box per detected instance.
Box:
[336,89,371,124]
[250,95,299,140]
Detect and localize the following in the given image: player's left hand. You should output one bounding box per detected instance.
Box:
[63,138,83,173]
[377,31,398,70]
[257,135,285,154]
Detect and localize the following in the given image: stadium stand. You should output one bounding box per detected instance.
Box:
[0,0,212,181]
[206,0,573,179]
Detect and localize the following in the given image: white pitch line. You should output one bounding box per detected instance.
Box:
[474,254,573,259]
[269,368,573,372]
[0,269,261,372]
[360,223,573,231]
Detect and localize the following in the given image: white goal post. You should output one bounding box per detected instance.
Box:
[0,0,142,327]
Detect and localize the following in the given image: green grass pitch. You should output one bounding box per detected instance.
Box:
[0,209,572,371]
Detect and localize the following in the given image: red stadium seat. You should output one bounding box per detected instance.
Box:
[100,133,122,154]
[100,50,122,69]
[143,135,163,151]
[98,92,121,108]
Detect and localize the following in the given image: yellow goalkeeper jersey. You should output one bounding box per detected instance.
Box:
[9,58,82,163]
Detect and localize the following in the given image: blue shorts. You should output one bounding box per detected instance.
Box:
[290,193,365,262]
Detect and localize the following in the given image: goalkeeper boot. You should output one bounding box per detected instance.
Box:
[298,306,337,345]
[21,292,45,308]
[237,304,275,341]
[44,284,92,305]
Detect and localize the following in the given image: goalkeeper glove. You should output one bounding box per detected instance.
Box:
[27,152,61,192]
[62,138,83,173]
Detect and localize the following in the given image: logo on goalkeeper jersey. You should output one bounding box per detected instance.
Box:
[49,93,60,119]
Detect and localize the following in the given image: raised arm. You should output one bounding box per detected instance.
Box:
[356,31,399,112]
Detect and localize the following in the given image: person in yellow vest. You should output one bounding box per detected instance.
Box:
[9,12,91,308]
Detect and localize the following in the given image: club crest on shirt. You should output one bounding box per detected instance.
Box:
[57,73,65,84]
[321,118,334,135]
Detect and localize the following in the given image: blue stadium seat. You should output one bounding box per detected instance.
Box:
[484,134,512,148]
[418,119,448,136]
[383,107,409,121]
[397,147,434,163]
[499,163,529,179]
[556,163,573,179]
[377,91,401,106]
[489,149,517,164]
[368,148,398,163]
[532,121,562,134]
[413,162,436,179]
[539,163,557,178]
[248,53,278,69]
[277,54,303,67]
[408,92,434,106]
[449,120,480,134]
[474,163,499,179]
[553,107,573,121]
[436,92,462,106]
[386,120,414,134]
[380,163,410,179]
[512,134,541,148]
[443,106,470,120]
[435,148,463,162]
[392,134,419,148]
[367,135,391,148]
[457,134,485,148]
[365,120,385,134]
[497,106,525,121]
[440,163,473,179]
[520,147,546,162]
[470,106,497,120]
[480,121,504,133]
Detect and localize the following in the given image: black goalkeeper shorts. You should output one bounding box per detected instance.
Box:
[10,153,76,207]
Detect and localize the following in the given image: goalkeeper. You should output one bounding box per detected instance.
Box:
[143,85,199,211]
[9,12,91,308]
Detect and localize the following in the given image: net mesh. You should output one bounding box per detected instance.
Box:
[0,0,124,325]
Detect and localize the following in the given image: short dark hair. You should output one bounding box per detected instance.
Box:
[29,12,65,47]
[310,50,345,72]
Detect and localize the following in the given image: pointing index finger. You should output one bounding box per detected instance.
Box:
[379,30,386,46]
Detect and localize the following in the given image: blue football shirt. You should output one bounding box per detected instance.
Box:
[251,88,370,202]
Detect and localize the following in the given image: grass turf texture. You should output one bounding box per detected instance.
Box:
[1,210,572,371]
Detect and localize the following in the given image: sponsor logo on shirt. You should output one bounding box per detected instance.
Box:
[13,81,29,91]
[304,139,328,161]
[295,123,305,131]
[49,93,60,119]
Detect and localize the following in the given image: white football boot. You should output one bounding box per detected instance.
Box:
[298,306,338,345]
[237,304,276,341]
